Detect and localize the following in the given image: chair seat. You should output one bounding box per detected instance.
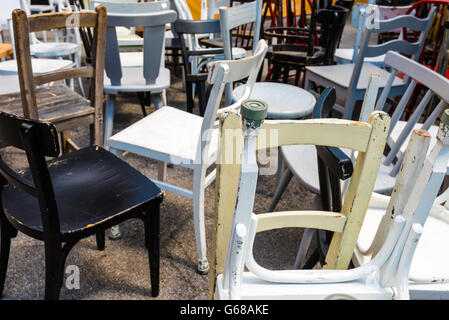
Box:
[199,38,247,59]
[0,75,20,95]
[107,106,218,168]
[0,84,93,125]
[232,82,316,119]
[334,48,386,65]
[30,42,80,57]
[306,62,406,90]
[0,58,73,75]
[215,273,394,300]
[118,34,144,47]
[281,145,397,195]
[357,203,449,285]
[104,67,170,94]
[2,145,162,240]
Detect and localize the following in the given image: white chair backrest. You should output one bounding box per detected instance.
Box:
[374,50,449,175]
[219,0,262,58]
[208,0,230,19]
[198,39,267,163]
[93,1,177,86]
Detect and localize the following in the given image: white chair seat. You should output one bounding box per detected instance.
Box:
[357,201,449,290]
[119,52,143,67]
[30,42,79,57]
[232,47,246,59]
[389,120,439,157]
[117,34,144,47]
[107,106,218,167]
[104,67,170,94]
[216,273,394,300]
[0,58,73,75]
[233,82,316,119]
[0,75,20,95]
[334,48,386,65]
[281,145,397,195]
[306,62,406,90]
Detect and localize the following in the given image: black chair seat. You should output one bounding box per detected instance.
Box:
[2,145,162,241]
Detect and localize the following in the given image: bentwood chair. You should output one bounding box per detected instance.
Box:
[214,104,449,299]
[305,7,436,120]
[106,40,268,274]
[0,112,163,300]
[0,7,107,152]
[210,103,392,299]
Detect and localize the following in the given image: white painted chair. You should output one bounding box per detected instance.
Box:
[0,0,73,76]
[101,1,177,145]
[211,105,404,299]
[334,3,411,66]
[106,40,268,274]
[305,7,436,120]
[220,0,316,120]
[353,52,449,299]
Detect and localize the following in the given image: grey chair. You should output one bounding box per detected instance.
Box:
[98,1,177,144]
[305,6,436,120]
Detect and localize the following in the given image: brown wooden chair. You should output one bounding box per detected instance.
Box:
[0,6,107,151]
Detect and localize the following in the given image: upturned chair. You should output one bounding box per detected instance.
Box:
[99,1,177,143]
[0,7,107,152]
[352,52,449,299]
[0,112,163,300]
[210,102,392,299]
[305,6,436,120]
[106,40,268,275]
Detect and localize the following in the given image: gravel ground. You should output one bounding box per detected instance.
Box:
[0,20,359,300]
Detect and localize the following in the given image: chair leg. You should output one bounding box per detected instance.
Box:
[44,242,63,300]
[0,217,12,298]
[186,81,194,114]
[104,94,116,150]
[137,92,148,117]
[96,231,105,251]
[268,167,293,212]
[197,81,206,116]
[144,205,160,297]
[293,228,315,269]
[153,93,164,110]
[192,166,209,275]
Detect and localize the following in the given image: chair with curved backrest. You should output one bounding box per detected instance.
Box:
[0,7,107,153]
[305,6,436,120]
[210,101,394,299]
[214,103,449,299]
[105,40,268,275]
[0,111,163,300]
[98,1,177,144]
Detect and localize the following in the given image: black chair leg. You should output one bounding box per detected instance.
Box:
[144,205,160,297]
[137,92,148,117]
[44,242,63,300]
[0,218,11,298]
[96,230,105,251]
[198,81,206,117]
[186,81,194,114]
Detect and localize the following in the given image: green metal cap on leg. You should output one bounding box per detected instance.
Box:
[241,99,268,130]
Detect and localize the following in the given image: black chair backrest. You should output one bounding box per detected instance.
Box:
[174,19,223,75]
[0,112,60,234]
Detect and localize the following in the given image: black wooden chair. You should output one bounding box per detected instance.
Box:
[0,112,163,300]
[264,3,350,86]
[174,19,224,115]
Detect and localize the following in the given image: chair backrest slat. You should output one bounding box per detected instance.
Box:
[94,1,177,86]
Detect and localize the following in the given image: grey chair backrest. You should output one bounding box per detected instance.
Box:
[219,0,263,59]
[348,6,436,97]
[376,50,449,176]
[92,0,177,86]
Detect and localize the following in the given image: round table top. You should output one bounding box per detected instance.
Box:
[233,82,316,119]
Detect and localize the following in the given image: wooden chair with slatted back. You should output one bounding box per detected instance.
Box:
[0,6,107,152]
